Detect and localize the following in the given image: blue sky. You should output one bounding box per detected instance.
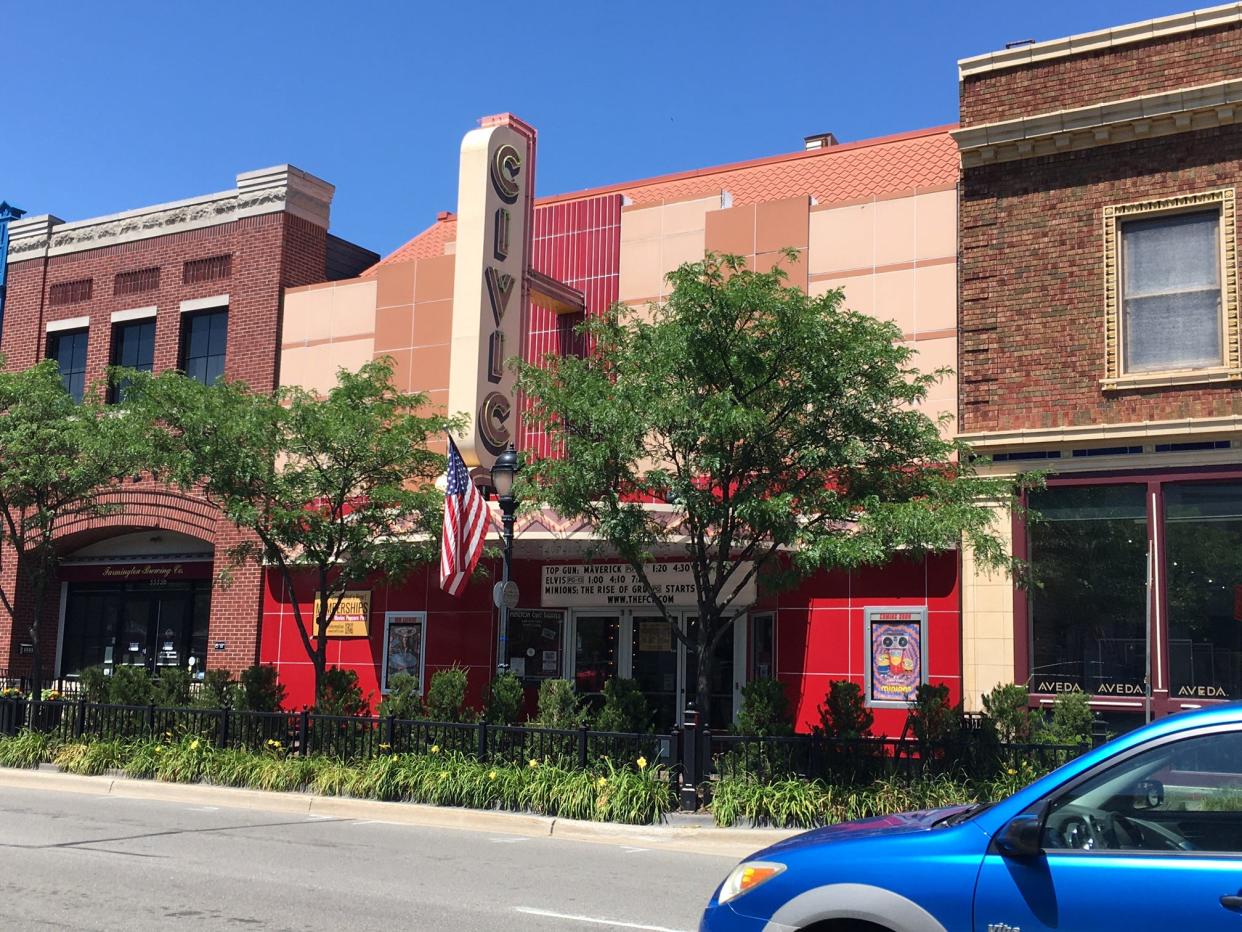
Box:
[3,1,1198,258]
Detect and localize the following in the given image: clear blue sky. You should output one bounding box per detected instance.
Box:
[3,0,1198,258]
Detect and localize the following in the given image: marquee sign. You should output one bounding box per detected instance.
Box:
[541,562,756,609]
[448,114,536,470]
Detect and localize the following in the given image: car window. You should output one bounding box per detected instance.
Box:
[1042,729,1242,854]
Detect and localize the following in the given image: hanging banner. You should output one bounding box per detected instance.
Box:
[864,608,927,707]
[312,590,371,638]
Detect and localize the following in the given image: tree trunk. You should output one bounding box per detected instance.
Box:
[695,636,713,731]
[26,558,45,706]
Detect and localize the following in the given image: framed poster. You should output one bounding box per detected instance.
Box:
[864,607,927,708]
[506,609,564,682]
[381,612,426,693]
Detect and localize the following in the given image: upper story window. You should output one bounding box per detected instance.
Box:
[180,309,227,385]
[109,319,155,403]
[48,329,89,401]
[1104,189,1238,388]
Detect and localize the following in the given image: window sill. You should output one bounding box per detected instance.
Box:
[1101,368,1242,391]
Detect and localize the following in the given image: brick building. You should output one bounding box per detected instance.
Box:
[955,4,1242,727]
[0,167,375,680]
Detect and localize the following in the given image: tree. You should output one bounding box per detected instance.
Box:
[517,253,1025,726]
[132,359,454,701]
[0,361,146,700]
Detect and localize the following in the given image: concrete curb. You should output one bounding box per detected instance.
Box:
[0,766,798,858]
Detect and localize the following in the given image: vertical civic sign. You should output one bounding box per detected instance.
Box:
[0,202,27,337]
[448,115,536,470]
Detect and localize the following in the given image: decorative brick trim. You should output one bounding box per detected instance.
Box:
[1102,188,1238,387]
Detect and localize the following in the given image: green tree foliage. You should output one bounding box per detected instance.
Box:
[425,666,471,722]
[315,667,370,717]
[237,665,285,713]
[108,666,154,706]
[485,672,525,725]
[1039,691,1095,747]
[908,683,961,748]
[733,678,793,737]
[816,680,874,740]
[129,359,456,699]
[594,678,653,734]
[534,679,585,729]
[0,361,147,700]
[79,666,109,704]
[378,672,424,720]
[517,254,1028,725]
[981,683,1036,743]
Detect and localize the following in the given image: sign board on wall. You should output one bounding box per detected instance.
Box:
[506,609,564,681]
[541,562,756,609]
[864,607,927,708]
[312,590,371,638]
[448,114,536,470]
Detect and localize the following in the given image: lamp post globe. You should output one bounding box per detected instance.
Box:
[491,443,520,503]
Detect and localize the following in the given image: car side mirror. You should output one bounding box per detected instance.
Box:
[996,813,1044,860]
[1133,779,1164,811]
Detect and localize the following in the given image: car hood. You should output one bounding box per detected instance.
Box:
[753,805,976,859]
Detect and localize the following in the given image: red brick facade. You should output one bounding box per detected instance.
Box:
[0,195,334,676]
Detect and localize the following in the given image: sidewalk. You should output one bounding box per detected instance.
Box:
[0,764,799,858]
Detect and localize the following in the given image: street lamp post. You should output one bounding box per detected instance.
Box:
[490,443,521,675]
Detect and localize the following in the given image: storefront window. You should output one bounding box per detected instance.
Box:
[685,617,736,727]
[505,609,563,682]
[750,613,774,680]
[573,615,617,699]
[631,615,678,729]
[1029,485,1148,695]
[1165,481,1242,700]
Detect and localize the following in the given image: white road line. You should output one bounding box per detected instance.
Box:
[621,846,648,854]
[513,907,689,932]
[186,806,219,812]
[489,836,529,844]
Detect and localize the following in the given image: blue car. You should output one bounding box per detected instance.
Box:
[701,704,1242,931]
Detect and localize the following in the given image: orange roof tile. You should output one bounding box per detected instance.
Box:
[367,124,958,274]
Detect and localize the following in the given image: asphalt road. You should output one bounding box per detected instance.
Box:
[0,786,734,931]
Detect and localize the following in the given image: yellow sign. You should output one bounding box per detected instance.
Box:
[448,113,536,470]
[312,590,371,638]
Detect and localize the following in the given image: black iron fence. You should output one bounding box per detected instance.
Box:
[0,696,1096,812]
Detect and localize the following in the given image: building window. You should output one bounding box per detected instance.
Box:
[108,319,155,403]
[180,309,227,385]
[1103,189,1238,386]
[48,328,89,401]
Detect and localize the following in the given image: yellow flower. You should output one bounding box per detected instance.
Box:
[488,770,498,781]
[528,759,539,769]
[439,771,448,780]
[636,756,648,770]
[190,739,200,751]
[1007,768,1017,776]
[154,746,164,754]
[430,744,440,754]
[379,743,391,751]
[164,731,173,739]
[597,777,607,788]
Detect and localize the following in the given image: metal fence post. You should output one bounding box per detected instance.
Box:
[1091,712,1108,749]
[578,724,589,770]
[74,698,86,740]
[476,719,488,763]
[680,706,700,812]
[146,703,156,738]
[385,714,396,753]
[219,704,231,749]
[299,707,310,756]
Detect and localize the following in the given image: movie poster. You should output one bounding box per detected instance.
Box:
[866,609,925,706]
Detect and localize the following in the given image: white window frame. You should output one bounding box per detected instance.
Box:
[1103,188,1238,389]
[380,611,426,695]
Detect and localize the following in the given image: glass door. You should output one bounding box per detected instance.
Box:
[630,614,680,730]
[681,617,739,729]
[569,613,619,715]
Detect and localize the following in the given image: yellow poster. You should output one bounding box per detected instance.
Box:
[312,590,371,637]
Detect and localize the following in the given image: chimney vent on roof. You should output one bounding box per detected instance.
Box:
[803,132,838,151]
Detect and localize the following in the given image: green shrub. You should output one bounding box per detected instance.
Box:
[908,683,961,748]
[79,665,109,703]
[593,678,651,733]
[237,665,285,713]
[485,672,525,725]
[534,679,584,729]
[108,666,153,706]
[54,739,125,776]
[425,665,471,723]
[315,667,370,717]
[1039,691,1094,747]
[155,735,211,783]
[816,680,874,740]
[378,672,423,720]
[981,683,1035,743]
[733,678,793,737]
[153,668,193,707]
[194,670,237,709]
[0,729,52,768]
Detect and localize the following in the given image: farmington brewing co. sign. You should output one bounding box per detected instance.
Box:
[541,562,756,609]
[447,114,536,470]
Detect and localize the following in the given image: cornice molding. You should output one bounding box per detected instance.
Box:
[954,78,1242,167]
[960,414,1242,450]
[7,165,333,264]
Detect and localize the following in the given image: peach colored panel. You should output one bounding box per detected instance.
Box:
[661,194,723,236]
[755,196,809,253]
[914,262,956,334]
[413,299,452,348]
[872,267,916,335]
[374,305,414,353]
[283,285,333,348]
[704,204,756,257]
[414,254,455,303]
[909,333,956,376]
[810,276,873,316]
[915,189,957,262]
[325,336,376,382]
[385,348,414,392]
[661,231,706,286]
[873,196,917,268]
[329,279,378,340]
[409,345,451,396]
[281,343,332,396]
[376,261,416,309]
[619,237,663,302]
[620,203,662,242]
[808,203,874,276]
[756,249,807,292]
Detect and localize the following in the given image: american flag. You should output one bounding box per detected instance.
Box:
[440,437,490,596]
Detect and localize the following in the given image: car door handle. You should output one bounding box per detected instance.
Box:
[1220,893,1242,911]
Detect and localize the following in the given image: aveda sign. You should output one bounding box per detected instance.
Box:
[448,114,536,470]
